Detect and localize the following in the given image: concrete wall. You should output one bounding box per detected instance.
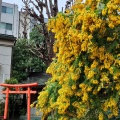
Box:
[0,35,15,99]
[0,46,12,99]
[0,46,12,79]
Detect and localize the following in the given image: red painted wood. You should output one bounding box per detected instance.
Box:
[4,88,9,120]
[0,82,38,88]
[0,83,38,120]
[27,87,31,120]
[1,90,36,94]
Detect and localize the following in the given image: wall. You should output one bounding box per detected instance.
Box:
[0,46,12,81]
[0,2,19,38]
[0,0,2,21]
[0,46,12,99]
[0,35,15,100]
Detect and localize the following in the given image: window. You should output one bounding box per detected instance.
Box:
[6,23,12,30]
[0,22,6,29]
[0,22,12,30]
[2,6,6,13]
[2,6,13,14]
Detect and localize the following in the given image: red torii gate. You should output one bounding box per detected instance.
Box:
[0,82,38,120]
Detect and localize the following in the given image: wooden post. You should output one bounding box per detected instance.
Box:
[4,88,9,120]
[27,87,31,120]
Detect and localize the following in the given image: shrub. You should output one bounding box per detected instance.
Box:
[35,0,120,120]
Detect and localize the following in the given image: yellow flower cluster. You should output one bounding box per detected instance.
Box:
[36,0,120,119]
[103,97,118,117]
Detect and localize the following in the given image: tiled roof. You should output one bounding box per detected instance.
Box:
[22,73,50,85]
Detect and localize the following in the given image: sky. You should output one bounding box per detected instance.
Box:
[2,0,67,11]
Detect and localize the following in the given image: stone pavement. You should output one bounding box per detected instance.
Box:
[19,116,41,120]
[19,108,42,120]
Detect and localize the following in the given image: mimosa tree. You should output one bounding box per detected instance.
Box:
[35,0,120,120]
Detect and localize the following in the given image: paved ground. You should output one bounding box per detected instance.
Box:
[19,108,42,120]
[19,116,41,120]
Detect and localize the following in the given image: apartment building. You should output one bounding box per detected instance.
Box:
[0,2,19,38]
[0,2,48,39]
[0,2,36,39]
[18,11,37,39]
[0,0,1,20]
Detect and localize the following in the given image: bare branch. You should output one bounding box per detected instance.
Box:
[65,0,74,10]
[45,0,51,18]
[53,0,58,16]
[49,0,53,16]
[22,0,60,65]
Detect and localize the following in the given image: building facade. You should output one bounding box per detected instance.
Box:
[0,2,48,39]
[18,12,48,39]
[18,11,37,39]
[0,2,19,38]
[0,0,2,20]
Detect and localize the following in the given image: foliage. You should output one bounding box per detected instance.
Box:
[22,0,74,66]
[19,108,26,115]
[12,39,46,82]
[2,78,18,91]
[22,0,58,66]
[29,26,48,64]
[30,26,45,45]
[5,78,18,84]
[35,0,120,120]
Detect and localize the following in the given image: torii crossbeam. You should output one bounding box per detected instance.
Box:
[0,82,38,120]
